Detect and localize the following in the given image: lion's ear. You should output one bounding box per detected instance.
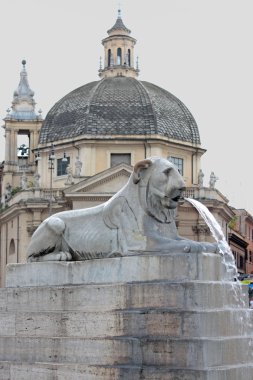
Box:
[133,159,152,184]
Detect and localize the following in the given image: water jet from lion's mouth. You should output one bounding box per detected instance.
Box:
[177,197,185,205]
[185,197,238,280]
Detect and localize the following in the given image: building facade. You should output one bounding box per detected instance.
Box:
[233,209,253,274]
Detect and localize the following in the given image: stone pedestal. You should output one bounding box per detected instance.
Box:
[1,252,253,379]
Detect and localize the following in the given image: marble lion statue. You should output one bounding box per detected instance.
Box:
[27,157,217,262]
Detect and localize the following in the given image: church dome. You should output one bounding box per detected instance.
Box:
[39,76,201,145]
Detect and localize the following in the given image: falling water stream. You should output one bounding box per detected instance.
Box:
[185,198,253,370]
[185,198,238,280]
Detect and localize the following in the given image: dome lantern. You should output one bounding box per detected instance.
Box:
[99,10,139,79]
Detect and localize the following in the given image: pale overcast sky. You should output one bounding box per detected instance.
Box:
[0,0,252,213]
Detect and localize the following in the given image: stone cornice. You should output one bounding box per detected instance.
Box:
[77,196,110,202]
[79,169,130,193]
[64,165,132,195]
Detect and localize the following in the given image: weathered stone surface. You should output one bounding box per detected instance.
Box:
[141,337,253,367]
[1,362,253,380]
[0,335,252,368]
[0,309,251,339]
[1,252,253,379]
[0,281,247,313]
[2,310,182,339]
[0,336,142,365]
[0,312,15,336]
[6,252,225,288]
[140,366,253,380]
[0,362,139,380]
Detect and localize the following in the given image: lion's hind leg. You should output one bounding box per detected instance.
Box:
[27,217,72,262]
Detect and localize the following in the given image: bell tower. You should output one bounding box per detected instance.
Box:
[2,60,43,197]
[99,10,139,79]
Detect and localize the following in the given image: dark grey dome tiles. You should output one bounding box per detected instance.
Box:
[86,78,156,136]
[142,81,200,144]
[39,77,200,145]
[39,81,99,143]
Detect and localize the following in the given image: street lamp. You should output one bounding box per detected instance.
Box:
[39,145,69,215]
[48,144,55,216]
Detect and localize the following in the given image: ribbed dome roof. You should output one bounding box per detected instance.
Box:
[39,77,201,145]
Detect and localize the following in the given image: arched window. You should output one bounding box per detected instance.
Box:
[9,239,15,255]
[117,48,122,65]
[108,49,111,67]
[128,49,131,66]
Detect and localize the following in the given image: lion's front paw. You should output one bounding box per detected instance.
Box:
[187,241,218,253]
[183,244,191,253]
[56,252,72,261]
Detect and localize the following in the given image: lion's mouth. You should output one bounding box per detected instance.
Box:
[162,193,185,208]
[172,195,184,202]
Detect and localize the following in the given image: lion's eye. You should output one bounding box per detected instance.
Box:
[163,168,171,176]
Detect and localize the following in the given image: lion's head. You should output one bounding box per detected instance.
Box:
[133,157,186,223]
